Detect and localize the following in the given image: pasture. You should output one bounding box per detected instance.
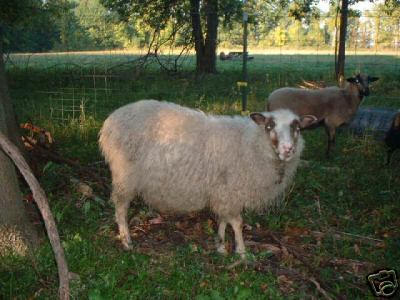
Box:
[1,51,399,299]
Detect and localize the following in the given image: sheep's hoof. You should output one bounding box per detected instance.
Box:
[121,238,133,251]
[122,242,133,251]
[235,247,247,259]
[217,245,228,255]
[237,252,246,260]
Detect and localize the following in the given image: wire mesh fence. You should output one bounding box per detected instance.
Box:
[35,72,133,123]
[6,10,400,125]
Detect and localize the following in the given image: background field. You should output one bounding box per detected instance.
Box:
[1,51,400,299]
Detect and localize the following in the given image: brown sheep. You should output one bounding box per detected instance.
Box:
[267,74,379,157]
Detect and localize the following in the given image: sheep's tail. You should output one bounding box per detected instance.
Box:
[266,102,271,111]
[98,120,113,164]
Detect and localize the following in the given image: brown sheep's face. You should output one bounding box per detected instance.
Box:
[346,74,379,97]
[250,110,317,161]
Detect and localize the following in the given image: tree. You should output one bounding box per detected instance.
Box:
[371,1,400,49]
[2,0,60,52]
[191,0,219,73]
[336,0,349,83]
[333,0,400,82]
[75,0,126,49]
[102,0,242,73]
[0,59,39,254]
[325,0,359,83]
[0,0,41,254]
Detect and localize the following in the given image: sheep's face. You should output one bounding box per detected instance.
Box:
[250,110,317,161]
[346,74,379,97]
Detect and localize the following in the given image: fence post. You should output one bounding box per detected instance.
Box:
[337,0,348,85]
[242,0,248,112]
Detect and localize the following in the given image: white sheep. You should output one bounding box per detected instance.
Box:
[267,73,379,156]
[99,100,317,256]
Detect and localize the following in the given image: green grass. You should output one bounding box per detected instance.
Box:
[1,52,399,299]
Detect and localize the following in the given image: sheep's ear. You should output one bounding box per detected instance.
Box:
[368,76,379,83]
[346,77,357,83]
[299,115,318,128]
[250,113,266,125]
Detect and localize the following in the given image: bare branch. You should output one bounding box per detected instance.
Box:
[0,131,70,300]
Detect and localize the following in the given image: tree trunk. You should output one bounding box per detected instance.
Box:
[0,29,25,151]
[0,34,39,255]
[190,0,218,73]
[334,5,339,75]
[202,0,218,73]
[336,0,348,85]
[190,0,205,72]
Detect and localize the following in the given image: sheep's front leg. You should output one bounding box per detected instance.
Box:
[324,122,336,157]
[229,216,246,258]
[112,190,133,250]
[216,220,227,255]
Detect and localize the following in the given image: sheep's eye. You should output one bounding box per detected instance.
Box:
[291,121,300,132]
[265,121,275,131]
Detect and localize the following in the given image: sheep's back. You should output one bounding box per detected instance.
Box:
[267,87,342,119]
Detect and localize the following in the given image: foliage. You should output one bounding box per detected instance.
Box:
[0,0,59,52]
[365,2,400,49]
[0,0,42,26]
[2,0,400,53]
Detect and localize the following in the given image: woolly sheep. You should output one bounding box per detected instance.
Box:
[99,100,317,256]
[267,73,379,156]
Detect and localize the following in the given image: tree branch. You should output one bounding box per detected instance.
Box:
[0,130,70,300]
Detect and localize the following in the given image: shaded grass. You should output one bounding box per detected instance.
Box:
[1,53,399,299]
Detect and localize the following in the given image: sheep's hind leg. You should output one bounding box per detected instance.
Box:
[216,220,227,255]
[386,148,394,165]
[112,189,134,250]
[229,216,246,259]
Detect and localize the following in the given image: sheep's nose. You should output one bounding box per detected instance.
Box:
[282,143,294,154]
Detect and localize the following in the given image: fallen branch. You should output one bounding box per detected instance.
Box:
[249,228,373,297]
[254,257,334,300]
[308,277,333,300]
[226,258,246,270]
[268,232,337,300]
[0,131,70,300]
[311,230,384,245]
[254,259,310,293]
[22,135,110,194]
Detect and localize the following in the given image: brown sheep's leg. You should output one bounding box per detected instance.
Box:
[216,220,228,255]
[229,216,246,258]
[386,148,394,165]
[324,122,336,158]
[112,188,134,250]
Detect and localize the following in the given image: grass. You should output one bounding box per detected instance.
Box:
[1,51,400,299]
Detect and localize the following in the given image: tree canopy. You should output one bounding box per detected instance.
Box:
[1,0,399,58]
